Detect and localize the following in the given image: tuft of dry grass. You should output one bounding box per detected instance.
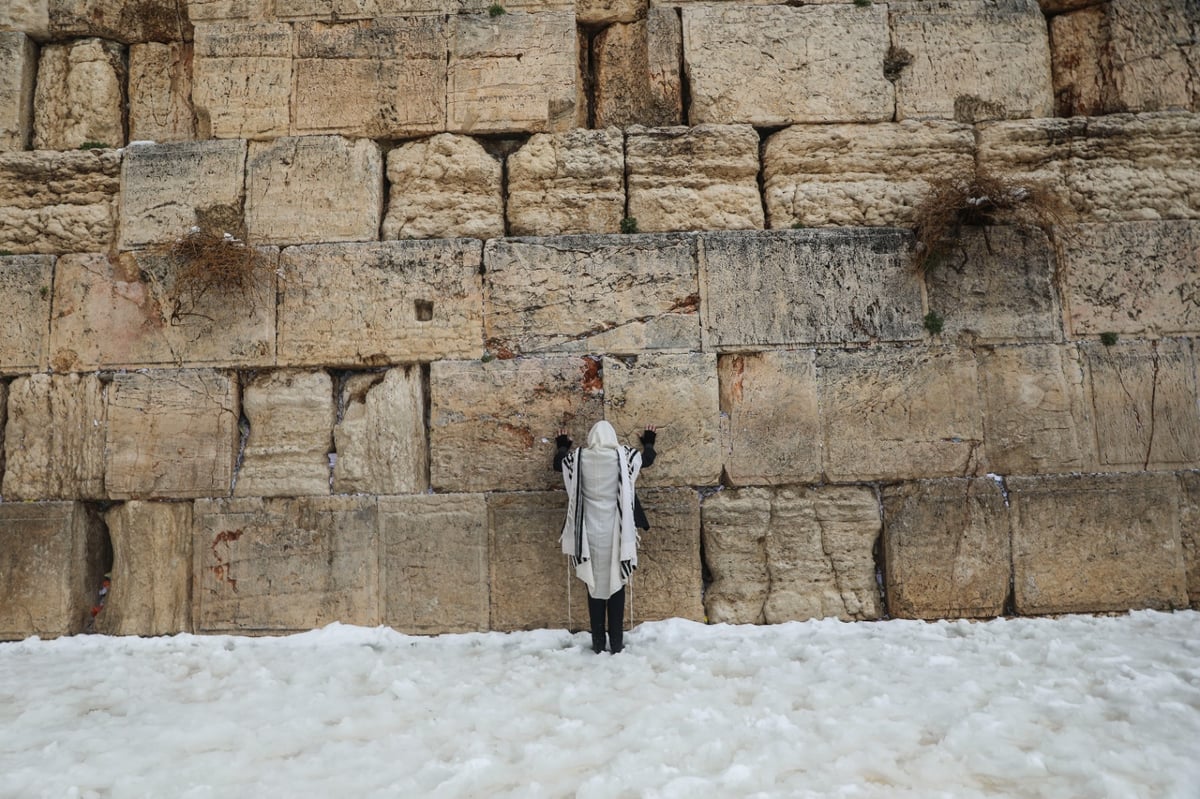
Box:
[152,227,270,309]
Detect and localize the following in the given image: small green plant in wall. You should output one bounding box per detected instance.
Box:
[79,141,108,150]
[1100,331,1119,346]
[924,311,944,335]
[854,0,872,6]
[488,3,506,17]
[39,285,49,299]
[620,217,639,234]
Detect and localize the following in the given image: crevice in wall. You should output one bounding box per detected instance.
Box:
[478,135,529,238]
[1144,339,1160,471]
[871,482,888,619]
[0,376,9,491]
[83,501,115,634]
[421,362,432,492]
[754,126,784,229]
[229,370,253,495]
[578,23,602,129]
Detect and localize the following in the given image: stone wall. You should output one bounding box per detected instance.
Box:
[2,0,1199,638]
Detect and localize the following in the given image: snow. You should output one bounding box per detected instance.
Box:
[2,611,1199,799]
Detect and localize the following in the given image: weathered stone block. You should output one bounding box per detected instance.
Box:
[0,255,52,373]
[977,113,1200,222]
[187,0,270,22]
[702,486,882,624]
[1082,339,1200,470]
[979,344,1094,475]
[448,10,578,134]
[626,125,763,233]
[924,226,1061,343]
[1182,471,1200,608]
[763,121,975,228]
[379,493,488,634]
[602,353,721,487]
[3,374,106,500]
[1058,221,1200,338]
[192,22,291,139]
[47,0,191,42]
[883,478,1011,620]
[431,356,605,492]
[333,367,428,495]
[681,4,893,125]
[1010,473,1188,614]
[483,234,699,356]
[0,502,108,640]
[700,229,922,350]
[106,369,239,499]
[819,347,984,482]
[128,43,196,143]
[382,134,502,241]
[719,351,821,486]
[48,250,276,372]
[592,9,682,129]
[193,496,379,633]
[632,488,704,622]
[1049,7,1107,118]
[506,129,624,236]
[277,239,483,365]
[0,0,50,38]
[97,501,193,636]
[275,0,574,19]
[292,17,447,138]
[118,139,246,249]
[246,136,383,245]
[235,370,333,498]
[578,0,644,25]
[0,32,36,151]
[33,38,125,150]
[891,0,1054,122]
[0,148,121,254]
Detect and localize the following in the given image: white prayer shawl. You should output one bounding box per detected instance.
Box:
[559,421,642,598]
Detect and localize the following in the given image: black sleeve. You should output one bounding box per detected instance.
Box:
[552,434,572,472]
[638,429,656,469]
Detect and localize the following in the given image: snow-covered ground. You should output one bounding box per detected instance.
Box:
[2,611,1198,799]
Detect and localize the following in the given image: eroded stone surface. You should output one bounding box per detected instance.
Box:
[578,0,644,25]
[1010,473,1188,614]
[0,148,121,254]
[33,38,125,151]
[333,367,428,495]
[483,234,699,356]
[235,370,333,498]
[702,486,882,624]
[277,240,483,365]
[0,0,50,38]
[106,369,238,499]
[3,373,106,500]
[128,43,196,143]
[47,0,191,42]
[0,32,36,151]
[883,478,1011,620]
[630,488,703,622]
[192,22,291,138]
[592,9,683,129]
[506,129,624,236]
[0,255,52,373]
[382,134,502,240]
[626,125,763,232]
[193,496,379,632]
[97,501,193,636]
[1181,471,1200,608]
[700,229,922,350]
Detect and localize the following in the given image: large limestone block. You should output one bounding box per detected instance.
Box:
[48,250,276,372]
[118,139,247,249]
[977,113,1200,223]
[292,17,447,138]
[578,0,644,25]
[379,494,488,634]
[192,22,291,139]
[979,344,1093,475]
[382,134,502,241]
[96,501,193,636]
[187,0,270,22]
[0,148,120,254]
[924,226,1061,343]
[106,369,239,499]
[246,136,383,245]
[681,4,893,125]
[128,43,196,143]
[702,486,882,624]
[0,502,108,640]
[630,488,703,622]
[763,121,975,229]
[277,239,483,365]
[820,347,984,482]
[1010,473,1188,614]
[1082,339,1200,471]
[1058,221,1200,338]
[448,10,578,134]
[0,255,52,373]
[3,373,107,500]
[0,32,36,151]
[592,9,683,129]
[235,370,333,498]
[626,125,763,233]
[0,0,50,38]
[275,0,575,19]
[483,234,699,356]
[33,38,125,150]
[883,478,1011,620]
[1182,472,1200,608]
[700,229,922,350]
[890,0,1054,122]
[47,0,192,43]
[506,129,624,236]
[193,496,379,633]
[718,351,821,486]
[333,367,428,495]
[430,356,605,492]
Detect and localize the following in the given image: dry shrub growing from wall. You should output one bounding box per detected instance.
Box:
[152,227,270,313]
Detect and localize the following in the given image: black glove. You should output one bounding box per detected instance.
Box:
[556,434,573,448]
[621,560,636,579]
[638,429,656,446]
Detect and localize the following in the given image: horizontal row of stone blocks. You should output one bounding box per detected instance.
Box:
[2,470,1195,639]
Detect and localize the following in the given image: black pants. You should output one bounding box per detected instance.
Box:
[588,588,625,653]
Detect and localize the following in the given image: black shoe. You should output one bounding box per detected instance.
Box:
[609,634,623,654]
[591,634,605,654]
